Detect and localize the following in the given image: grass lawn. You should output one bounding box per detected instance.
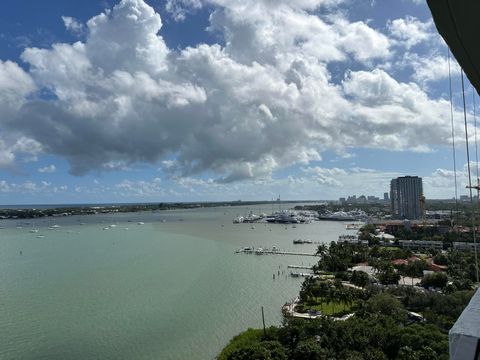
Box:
[316,271,334,275]
[301,299,354,316]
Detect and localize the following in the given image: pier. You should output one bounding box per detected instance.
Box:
[290,272,314,277]
[235,248,319,257]
[287,265,314,270]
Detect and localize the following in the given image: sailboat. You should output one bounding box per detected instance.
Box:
[29,222,39,233]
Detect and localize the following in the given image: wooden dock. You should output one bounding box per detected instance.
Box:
[236,249,319,257]
[287,265,314,270]
[290,272,314,277]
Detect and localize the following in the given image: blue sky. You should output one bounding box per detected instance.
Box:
[0,0,477,204]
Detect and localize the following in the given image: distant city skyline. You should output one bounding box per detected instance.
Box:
[338,194,386,205]
[0,0,478,204]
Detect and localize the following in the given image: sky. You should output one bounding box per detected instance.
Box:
[0,0,478,204]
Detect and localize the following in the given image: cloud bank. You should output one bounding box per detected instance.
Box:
[0,0,460,183]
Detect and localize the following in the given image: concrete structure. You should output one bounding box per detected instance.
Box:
[449,289,480,360]
[453,242,480,252]
[390,176,423,220]
[426,5,480,358]
[337,235,368,246]
[374,232,395,241]
[384,192,389,202]
[398,240,443,251]
[341,194,383,204]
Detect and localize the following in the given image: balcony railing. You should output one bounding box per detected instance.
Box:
[450,289,480,359]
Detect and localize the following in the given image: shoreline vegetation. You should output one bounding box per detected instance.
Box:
[0,198,468,222]
[0,200,318,220]
[219,224,478,359]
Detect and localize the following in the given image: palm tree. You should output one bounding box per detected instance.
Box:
[300,276,315,303]
[325,286,336,315]
[370,259,381,274]
[318,281,329,312]
[338,288,348,311]
[343,288,355,311]
[328,285,342,315]
[316,244,328,257]
[405,262,418,286]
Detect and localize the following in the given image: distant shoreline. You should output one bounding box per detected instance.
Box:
[0,200,323,220]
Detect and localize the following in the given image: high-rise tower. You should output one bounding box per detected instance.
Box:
[390,176,423,220]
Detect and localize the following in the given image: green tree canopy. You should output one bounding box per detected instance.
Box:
[365,293,406,322]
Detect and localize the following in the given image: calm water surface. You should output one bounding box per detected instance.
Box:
[0,205,346,359]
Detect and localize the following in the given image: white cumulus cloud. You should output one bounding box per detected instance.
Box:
[62,16,85,36]
[0,0,462,184]
[38,164,56,173]
[387,16,434,49]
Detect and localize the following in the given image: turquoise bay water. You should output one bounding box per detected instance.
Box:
[0,205,346,359]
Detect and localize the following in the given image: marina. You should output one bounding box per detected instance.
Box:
[233,209,319,224]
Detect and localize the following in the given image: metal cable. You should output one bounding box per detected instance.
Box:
[461,69,480,283]
[473,88,479,194]
[448,49,459,224]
